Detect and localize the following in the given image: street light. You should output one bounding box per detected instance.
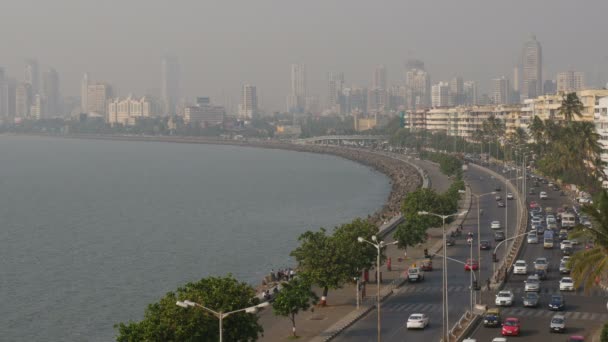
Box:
[176,300,269,342]
[434,252,479,312]
[357,235,398,342]
[357,235,397,341]
[504,176,523,253]
[491,231,529,276]
[461,189,495,303]
[418,210,467,342]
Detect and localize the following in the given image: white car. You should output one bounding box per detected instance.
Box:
[507,193,514,200]
[559,277,575,291]
[513,260,528,275]
[527,233,538,244]
[495,290,514,306]
[406,313,429,329]
[491,221,501,229]
[540,191,548,199]
[561,256,571,264]
[534,257,549,271]
[559,261,570,274]
[560,240,573,251]
[531,217,543,226]
[492,338,507,342]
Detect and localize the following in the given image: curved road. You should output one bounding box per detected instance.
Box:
[333,163,520,341]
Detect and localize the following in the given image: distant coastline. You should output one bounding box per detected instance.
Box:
[17,133,422,226]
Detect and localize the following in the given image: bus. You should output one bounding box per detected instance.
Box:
[543,230,554,249]
[561,213,576,228]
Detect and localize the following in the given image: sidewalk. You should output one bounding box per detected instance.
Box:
[258,153,457,341]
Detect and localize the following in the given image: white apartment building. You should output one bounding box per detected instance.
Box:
[107,96,153,126]
[431,82,450,107]
[492,77,510,105]
[238,84,258,119]
[184,103,225,127]
[594,96,608,187]
[557,71,585,93]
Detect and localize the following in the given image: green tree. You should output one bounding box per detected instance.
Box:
[394,215,430,249]
[272,278,319,338]
[115,276,263,342]
[332,219,380,279]
[558,92,584,122]
[601,321,608,342]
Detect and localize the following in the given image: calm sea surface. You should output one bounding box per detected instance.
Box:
[0,135,390,341]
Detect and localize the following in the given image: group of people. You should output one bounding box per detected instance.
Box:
[270,268,296,282]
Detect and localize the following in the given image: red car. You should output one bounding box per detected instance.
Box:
[529,201,539,209]
[502,317,520,336]
[567,336,584,342]
[464,258,479,271]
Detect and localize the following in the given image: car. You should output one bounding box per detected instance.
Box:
[534,257,549,271]
[545,206,554,214]
[495,290,514,306]
[501,317,521,336]
[550,314,566,333]
[534,269,548,280]
[483,308,501,327]
[496,195,502,201]
[523,291,540,307]
[570,238,580,245]
[559,231,569,241]
[446,237,456,246]
[533,224,545,234]
[531,217,543,226]
[495,185,502,192]
[530,207,543,216]
[560,240,573,250]
[408,267,425,282]
[559,277,575,291]
[507,193,514,200]
[497,201,505,208]
[562,246,573,256]
[492,337,507,342]
[524,275,540,292]
[561,256,571,264]
[513,260,528,275]
[559,261,571,274]
[549,294,565,310]
[491,221,502,229]
[480,240,491,250]
[529,188,536,195]
[567,335,585,341]
[495,231,506,241]
[420,259,433,271]
[540,191,548,199]
[465,258,479,271]
[529,201,539,209]
[527,233,538,244]
[406,313,429,329]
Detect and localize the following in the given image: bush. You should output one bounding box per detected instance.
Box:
[601,321,608,342]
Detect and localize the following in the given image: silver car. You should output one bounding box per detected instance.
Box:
[524,275,540,292]
[550,314,566,333]
[527,233,538,244]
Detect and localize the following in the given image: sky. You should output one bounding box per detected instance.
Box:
[2,0,608,112]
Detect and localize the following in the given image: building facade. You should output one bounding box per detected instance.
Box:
[521,35,543,100]
[161,56,180,116]
[431,82,450,107]
[42,67,60,117]
[184,98,225,127]
[108,96,154,125]
[87,83,113,117]
[288,64,306,113]
[492,77,510,105]
[405,68,431,109]
[557,71,585,93]
[238,84,258,119]
[15,83,32,118]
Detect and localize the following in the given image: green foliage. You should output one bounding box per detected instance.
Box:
[332,219,380,276]
[272,278,319,337]
[115,276,263,342]
[393,215,430,249]
[601,321,608,342]
[558,92,584,122]
[420,151,463,178]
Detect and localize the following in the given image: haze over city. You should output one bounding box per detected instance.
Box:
[2,0,608,113]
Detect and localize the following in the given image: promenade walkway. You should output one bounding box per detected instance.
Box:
[258,152,453,341]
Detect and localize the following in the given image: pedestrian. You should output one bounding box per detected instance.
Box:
[486,278,491,291]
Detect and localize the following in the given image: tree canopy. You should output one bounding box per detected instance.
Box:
[272,278,318,337]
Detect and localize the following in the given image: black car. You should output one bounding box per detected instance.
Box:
[482,311,500,327]
[495,185,502,192]
[559,231,568,241]
[562,246,573,256]
[534,269,548,280]
[494,231,506,241]
[480,240,491,250]
[523,292,540,307]
[446,237,456,246]
[549,294,565,311]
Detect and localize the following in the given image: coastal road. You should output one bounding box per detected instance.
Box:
[333,164,520,341]
[468,177,608,341]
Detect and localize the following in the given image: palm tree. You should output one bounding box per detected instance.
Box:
[528,116,545,144]
[558,92,584,122]
[569,190,608,292]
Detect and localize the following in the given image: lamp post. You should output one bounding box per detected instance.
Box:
[418,210,466,342]
[434,252,479,312]
[461,189,496,303]
[176,300,269,342]
[492,231,529,275]
[504,176,523,253]
[357,235,398,342]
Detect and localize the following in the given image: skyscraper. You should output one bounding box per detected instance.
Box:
[15,83,32,118]
[288,64,306,113]
[463,81,478,106]
[81,72,89,113]
[521,35,542,99]
[0,68,6,118]
[327,71,344,112]
[449,76,464,106]
[431,82,450,107]
[42,67,60,117]
[405,68,431,109]
[492,77,510,105]
[373,65,387,90]
[238,84,258,119]
[24,59,39,95]
[87,83,113,117]
[556,71,585,93]
[161,56,180,116]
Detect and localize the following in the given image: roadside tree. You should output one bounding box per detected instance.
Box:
[272,278,319,338]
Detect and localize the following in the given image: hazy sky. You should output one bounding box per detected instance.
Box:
[2,0,608,112]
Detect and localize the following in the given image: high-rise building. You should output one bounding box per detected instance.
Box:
[6,78,16,118]
[0,68,6,118]
[42,67,60,117]
[543,80,557,95]
[81,73,89,113]
[406,68,431,109]
[557,71,585,93]
[406,59,425,71]
[184,98,225,127]
[238,84,258,119]
[161,56,180,116]
[24,59,39,95]
[30,94,44,120]
[431,82,450,107]
[108,96,154,125]
[492,77,510,105]
[15,83,32,118]
[463,81,478,106]
[367,87,388,113]
[288,64,306,113]
[521,35,542,99]
[87,83,113,117]
[449,76,464,106]
[373,65,387,90]
[327,71,344,112]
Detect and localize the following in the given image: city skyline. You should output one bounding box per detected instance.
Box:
[1,1,608,112]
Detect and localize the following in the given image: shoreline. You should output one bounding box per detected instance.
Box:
[26,133,422,226]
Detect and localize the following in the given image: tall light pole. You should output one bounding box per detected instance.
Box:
[434,252,479,312]
[176,300,269,342]
[492,231,529,275]
[463,189,495,302]
[357,235,398,342]
[504,176,523,253]
[418,210,466,342]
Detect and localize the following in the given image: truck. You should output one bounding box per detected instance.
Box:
[407,266,425,282]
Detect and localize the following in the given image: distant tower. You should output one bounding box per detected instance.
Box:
[521,35,542,99]
[81,73,89,113]
[373,65,387,90]
[24,59,39,95]
[0,67,6,118]
[161,56,180,116]
[327,71,344,112]
[42,67,60,117]
[288,64,306,113]
[15,83,32,117]
[492,77,510,105]
[238,84,258,119]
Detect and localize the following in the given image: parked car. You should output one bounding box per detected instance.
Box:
[406,313,429,329]
[549,294,565,310]
[523,292,540,307]
[550,314,566,333]
[559,277,575,291]
[501,317,521,336]
[495,290,514,306]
